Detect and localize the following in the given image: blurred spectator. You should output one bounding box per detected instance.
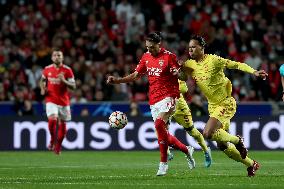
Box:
[268,62,281,100]
[110,84,129,101]
[71,89,87,103]
[13,89,34,116]
[0,0,283,104]
[80,108,90,117]
[21,100,35,115]
[129,101,141,116]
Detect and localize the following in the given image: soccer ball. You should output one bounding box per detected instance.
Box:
[108,111,128,129]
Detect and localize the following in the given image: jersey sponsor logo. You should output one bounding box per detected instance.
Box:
[147,67,162,76]
[48,77,61,84]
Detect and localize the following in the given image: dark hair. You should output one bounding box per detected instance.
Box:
[51,47,62,52]
[146,32,162,43]
[190,35,206,48]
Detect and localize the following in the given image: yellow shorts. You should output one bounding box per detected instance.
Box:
[172,95,193,128]
[208,97,236,131]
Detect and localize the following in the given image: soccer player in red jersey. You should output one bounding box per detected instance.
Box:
[107,32,195,176]
[40,49,76,155]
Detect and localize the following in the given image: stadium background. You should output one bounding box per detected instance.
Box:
[0,0,283,150]
[1,1,284,189]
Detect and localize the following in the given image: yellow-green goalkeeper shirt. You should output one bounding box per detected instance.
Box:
[184,54,256,104]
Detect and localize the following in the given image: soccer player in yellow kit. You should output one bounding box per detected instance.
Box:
[168,80,212,168]
[181,36,268,177]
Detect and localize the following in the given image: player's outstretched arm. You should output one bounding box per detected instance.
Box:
[106,72,139,84]
[253,70,268,80]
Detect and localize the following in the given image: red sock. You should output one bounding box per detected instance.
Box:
[55,121,67,152]
[155,118,168,162]
[48,118,57,145]
[168,133,188,154]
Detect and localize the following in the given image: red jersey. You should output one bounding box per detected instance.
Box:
[42,64,74,106]
[135,48,180,105]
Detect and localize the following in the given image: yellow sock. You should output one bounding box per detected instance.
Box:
[188,128,208,152]
[224,143,254,167]
[211,129,239,144]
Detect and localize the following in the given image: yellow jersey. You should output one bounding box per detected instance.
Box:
[178,80,188,94]
[184,54,255,104]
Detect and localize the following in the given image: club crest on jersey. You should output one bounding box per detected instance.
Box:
[48,72,52,76]
[158,60,164,67]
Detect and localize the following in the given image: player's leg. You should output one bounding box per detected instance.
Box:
[203,117,239,143]
[167,147,174,161]
[167,133,195,170]
[203,117,248,158]
[54,105,71,155]
[153,97,194,175]
[47,116,57,150]
[206,97,259,176]
[173,97,210,167]
[54,119,67,155]
[154,123,174,161]
[150,100,171,176]
[46,103,59,151]
[205,97,247,159]
[218,142,260,177]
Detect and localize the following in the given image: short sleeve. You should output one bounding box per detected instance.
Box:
[66,68,75,82]
[42,68,47,79]
[168,53,180,69]
[135,56,147,75]
[184,60,192,69]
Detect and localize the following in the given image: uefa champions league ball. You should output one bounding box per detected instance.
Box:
[109,111,128,129]
[279,64,284,77]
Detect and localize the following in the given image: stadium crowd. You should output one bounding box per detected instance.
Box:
[0,0,283,108]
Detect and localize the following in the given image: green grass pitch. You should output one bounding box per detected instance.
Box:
[0,151,283,189]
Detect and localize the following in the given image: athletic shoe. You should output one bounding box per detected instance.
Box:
[204,147,212,168]
[167,151,174,161]
[47,142,54,151]
[186,146,196,170]
[247,160,260,177]
[156,162,168,176]
[53,144,61,155]
[235,135,248,159]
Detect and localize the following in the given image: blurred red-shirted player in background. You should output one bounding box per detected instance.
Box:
[107,32,195,176]
[40,49,76,155]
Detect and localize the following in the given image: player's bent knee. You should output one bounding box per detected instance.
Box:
[217,142,228,151]
[203,131,211,139]
[184,126,193,132]
[48,115,58,120]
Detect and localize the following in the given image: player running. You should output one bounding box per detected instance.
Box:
[181,36,267,177]
[168,79,212,168]
[40,49,76,155]
[107,32,195,176]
